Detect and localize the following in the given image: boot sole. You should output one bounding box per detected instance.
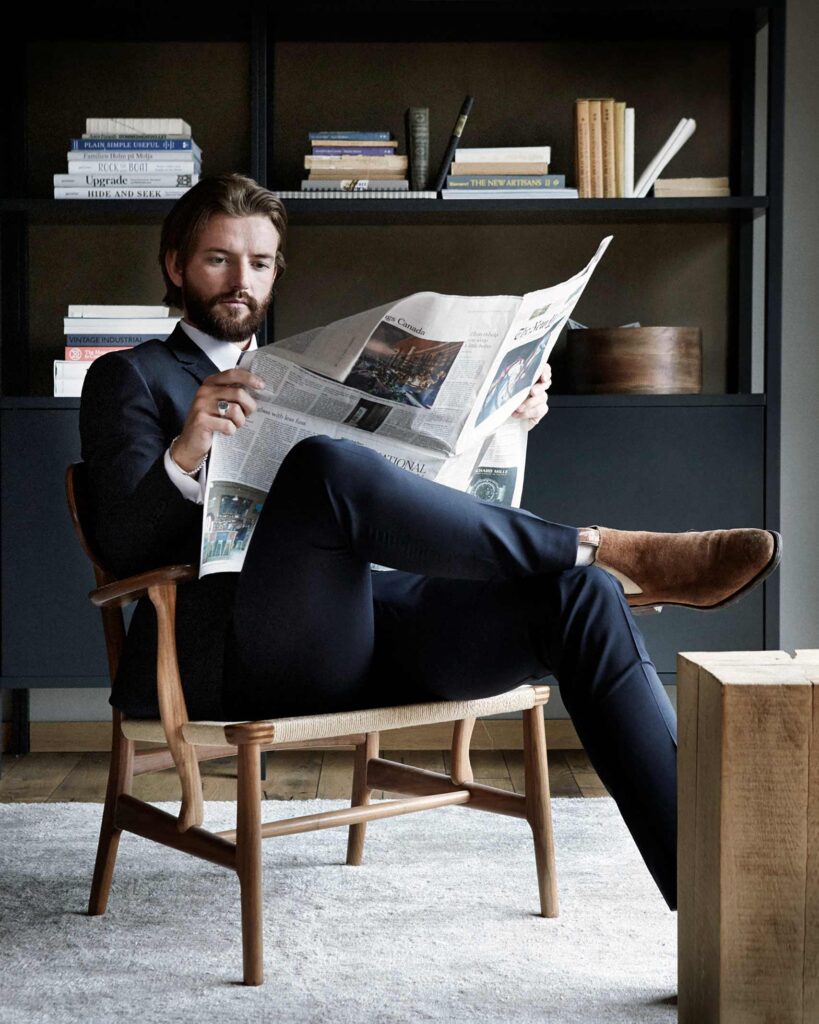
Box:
[627,530,783,613]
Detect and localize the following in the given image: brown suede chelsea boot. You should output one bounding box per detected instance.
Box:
[585,526,782,611]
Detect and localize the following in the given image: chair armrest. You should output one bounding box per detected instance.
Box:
[89,564,197,609]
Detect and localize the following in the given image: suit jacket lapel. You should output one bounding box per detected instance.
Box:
[164,323,219,385]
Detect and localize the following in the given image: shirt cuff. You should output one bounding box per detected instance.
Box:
[163,446,206,504]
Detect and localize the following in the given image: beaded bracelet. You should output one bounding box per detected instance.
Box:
[169,435,208,477]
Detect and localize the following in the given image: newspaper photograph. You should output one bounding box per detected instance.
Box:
[199,235,612,576]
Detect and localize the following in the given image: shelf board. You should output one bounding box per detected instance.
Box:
[1,394,767,411]
[1,196,769,226]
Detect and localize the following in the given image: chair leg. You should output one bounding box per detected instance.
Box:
[346,732,379,866]
[88,714,134,916]
[522,706,559,918]
[237,742,264,986]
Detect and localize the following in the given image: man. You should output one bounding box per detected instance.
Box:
[80,173,780,912]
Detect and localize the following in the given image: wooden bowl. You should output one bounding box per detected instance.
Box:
[565,326,702,394]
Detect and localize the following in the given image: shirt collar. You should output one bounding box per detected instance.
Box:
[178,320,258,372]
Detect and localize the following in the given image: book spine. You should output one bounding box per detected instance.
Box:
[271,191,438,200]
[624,108,635,198]
[85,118,191,135]
[63,333,158,345]
[54,380,85,397]
[453,146,551,162]
[575,100,591,198]
[55,174,197,187]
[70,138,198,152]
[449,161,550,175]
[614,101,626,198]
[54,187,192,199]
[310,146,396,156]
[54,360,92,377]
[67,154,200,167]
[446,174,566,188]
[65,317,178,333]
[304,155,408,169]
[601,99,616,198]
[300,179,409,190]
[68,304,169,317]
[589,100,603,198]
[64,346,131,360]
[405,107,430,191]
[308,131,391,140]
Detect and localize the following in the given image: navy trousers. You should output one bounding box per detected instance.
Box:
[225,435,678,910]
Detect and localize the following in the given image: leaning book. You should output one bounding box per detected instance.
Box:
[199,237,612,576]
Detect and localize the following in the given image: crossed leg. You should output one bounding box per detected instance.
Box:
[224,435,677,909]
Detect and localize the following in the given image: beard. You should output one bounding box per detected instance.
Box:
[181,279,272,343]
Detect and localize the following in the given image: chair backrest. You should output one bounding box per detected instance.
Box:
[65,462,126,681]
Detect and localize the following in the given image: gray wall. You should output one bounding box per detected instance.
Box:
[7,0,819,724]
[780,0,819,649]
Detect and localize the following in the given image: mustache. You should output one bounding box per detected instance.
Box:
[211,292,258,312]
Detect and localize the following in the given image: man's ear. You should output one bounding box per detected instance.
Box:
[165,250,184,288]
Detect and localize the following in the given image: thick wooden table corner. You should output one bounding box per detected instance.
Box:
[677,649,818,1024]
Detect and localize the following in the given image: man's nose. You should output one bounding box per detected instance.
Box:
[229,259,251,292]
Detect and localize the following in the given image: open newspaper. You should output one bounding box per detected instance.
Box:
[199,235,612,576]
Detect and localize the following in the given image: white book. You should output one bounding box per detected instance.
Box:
[54,380,85,397]
[454,146,551,163]
[272,190,438,200]
[65,151,201,165]
[54,360,92,378]
[624,108,635,198]
[55,174,198,187]
[64,316,179,334]
[85,117,192,136]
[67,305,172,318]
[67,160,198,174]
[54,187,192,199]
[633,118,697,199]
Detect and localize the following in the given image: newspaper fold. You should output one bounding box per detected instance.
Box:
[200,235,612,576]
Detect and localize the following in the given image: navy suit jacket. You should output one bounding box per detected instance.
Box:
[80,325,238,719]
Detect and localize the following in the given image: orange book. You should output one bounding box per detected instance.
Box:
[615,101,626,197]
[601,98,616,197]
[575,100,591,198]
[588,100,603,197]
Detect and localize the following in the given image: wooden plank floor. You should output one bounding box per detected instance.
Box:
[0,749,605,803]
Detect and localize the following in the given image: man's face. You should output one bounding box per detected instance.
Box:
[166,213,280,345]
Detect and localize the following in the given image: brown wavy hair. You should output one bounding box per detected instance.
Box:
[158,173,287,308]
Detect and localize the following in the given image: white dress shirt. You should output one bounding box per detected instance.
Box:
[163,321,258,504]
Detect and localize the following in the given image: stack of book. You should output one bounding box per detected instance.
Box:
[440,147,577,199]
[54,304,179,396]
[271,132,436,200]
[54,118,200,200]
[575,101,698,199]
[654,176,730,197]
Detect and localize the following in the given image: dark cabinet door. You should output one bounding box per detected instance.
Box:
[523,402,767,675]
[1,406,109,686]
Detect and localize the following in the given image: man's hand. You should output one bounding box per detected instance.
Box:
[511,365,551,429]
[171,368,265,472]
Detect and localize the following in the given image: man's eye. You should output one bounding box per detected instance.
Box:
[208,256,226,265]
[253,262,271,270]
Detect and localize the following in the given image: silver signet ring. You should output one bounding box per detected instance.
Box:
[217,400,230,417]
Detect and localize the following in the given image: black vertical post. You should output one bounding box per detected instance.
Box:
[250,1,270,346]
[764,0,786,650]
[732,16,757,395]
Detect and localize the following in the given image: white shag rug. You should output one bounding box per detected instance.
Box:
[0,799,676,1024]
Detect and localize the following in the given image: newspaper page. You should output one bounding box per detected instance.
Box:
[199,236,611,576]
